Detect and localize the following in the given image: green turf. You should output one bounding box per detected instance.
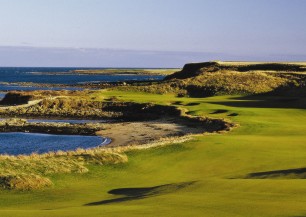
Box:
[1,91,306,217]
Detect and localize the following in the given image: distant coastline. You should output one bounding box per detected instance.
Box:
[28,68,179,76]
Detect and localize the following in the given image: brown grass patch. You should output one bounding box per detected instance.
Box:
[0,174,52,190]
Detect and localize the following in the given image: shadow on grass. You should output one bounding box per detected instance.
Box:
[210,109,228,114]
[245,167,306,179]
[228,113,239,117]
[84,181,197,206]
[185,102,200,106]
[209,95,306,109]
[171,101,184,105]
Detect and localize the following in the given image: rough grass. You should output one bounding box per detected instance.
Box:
[0,97,124,119]
[0,174,52,190]
[0,118,105,135]
[0,149,128,190]
[183,70,287,95]
[117,61,306,97]
[0,90,93,105]
[165,61,306,80]
[120,71,288,97]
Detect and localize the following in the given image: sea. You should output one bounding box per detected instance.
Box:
[0,67,164,92]
[0,132,110,155]
[0,67,163,155]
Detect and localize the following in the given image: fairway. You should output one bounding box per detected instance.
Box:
[0,91,306,217]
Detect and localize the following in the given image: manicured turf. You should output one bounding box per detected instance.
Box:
[1,90,306,217]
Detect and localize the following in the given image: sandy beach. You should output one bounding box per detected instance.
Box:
[96,118,204,147]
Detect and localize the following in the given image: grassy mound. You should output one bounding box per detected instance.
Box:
[122,71,287,97]
[0,174,52,190]
[0,149,128,190]
[0,90,91,105]
[165,61,306,80]
[119,61,306,97]
[0,149,128,175]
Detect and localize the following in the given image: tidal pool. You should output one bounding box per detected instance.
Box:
[0,132,110,155]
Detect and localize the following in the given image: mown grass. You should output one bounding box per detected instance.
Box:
[0,89,306,216]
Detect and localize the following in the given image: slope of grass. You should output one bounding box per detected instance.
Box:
[121,61,306,97]
[166,61,306,80]
[119,70,294,97]
[1,90,306,216]
[0,148,128,190]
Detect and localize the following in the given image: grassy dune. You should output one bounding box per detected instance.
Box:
[117,61,306,97]
[1,89,306,216]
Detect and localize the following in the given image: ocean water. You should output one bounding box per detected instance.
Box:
[0,93,5,99]
[0,132,110,155]
[0,67,164,91]
[0,67,156,155]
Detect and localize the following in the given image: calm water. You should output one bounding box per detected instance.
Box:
[0,67,153,154]
[0,85,82,91]
[0,132,110,155]
[0,67,164,91]
[27,119,106,124]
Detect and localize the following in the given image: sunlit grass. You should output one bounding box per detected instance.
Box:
[1,89,306,216]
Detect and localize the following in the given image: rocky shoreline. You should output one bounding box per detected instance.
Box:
[0,80,157,90]
[0,118,105,135]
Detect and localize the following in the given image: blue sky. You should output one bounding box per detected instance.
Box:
[0,0,305,67]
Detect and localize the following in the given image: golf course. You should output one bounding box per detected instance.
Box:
[0,61,306,217]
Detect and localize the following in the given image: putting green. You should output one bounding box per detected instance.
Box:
[1,91,306,217]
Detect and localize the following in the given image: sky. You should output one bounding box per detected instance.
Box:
[0,0,305,67]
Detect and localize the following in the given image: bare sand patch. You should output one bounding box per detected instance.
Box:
[97,118,204,147]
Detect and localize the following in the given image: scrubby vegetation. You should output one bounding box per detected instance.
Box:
[0,118,105,135]
[165,61,306,80]
[0,174,52,190]
[122,71,288,96]
[0,90,91,105]
[0,93,234,133]
[0,148,128,190]
[117,61,306,97]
